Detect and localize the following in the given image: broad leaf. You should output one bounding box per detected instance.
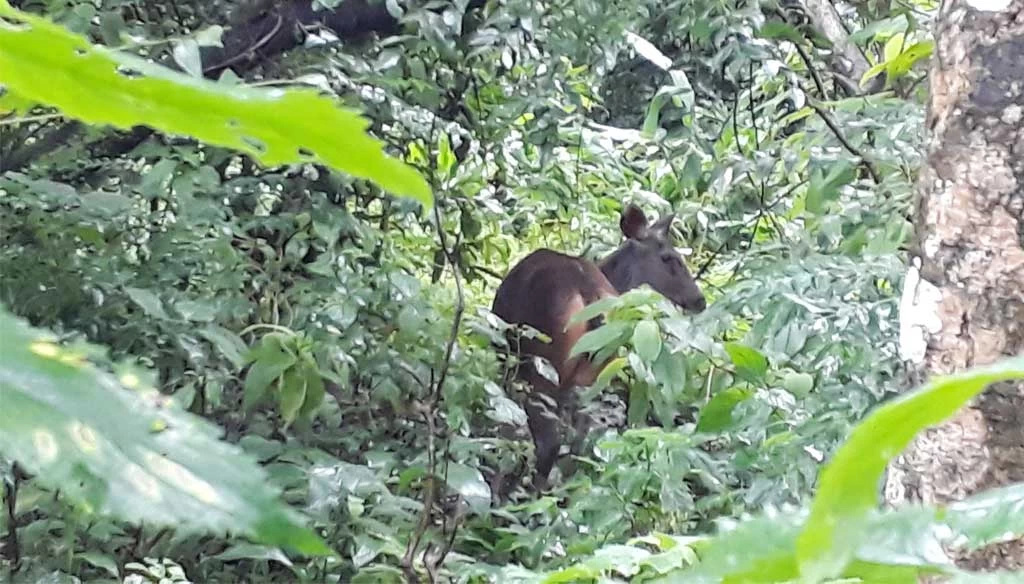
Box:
[797,356,1024,581]
[446,463,491,512]
[632,320,663,362]
[243,341,298,411]
[569,322,632,359]
[723,342,768,383]
[567,296,620,327]
[0,309,331,556]
[696,387,753,433]
[0,1,431,206]
[944,483,1024,550]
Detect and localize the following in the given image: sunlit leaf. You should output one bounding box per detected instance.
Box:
[0,1,431,206]
[0,309,331,556]
[595,357,629,390]
[797,357,1024,581]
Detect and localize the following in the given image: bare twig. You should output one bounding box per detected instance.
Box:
[402,89,467,583]
[773,8,830,99]
[401,401,437,583]
[748,61,761,150]
[3,465,20,570]
[694,179,807,280]
[430,206,465,405]
[807,98,882,184]
[470,263,504,280]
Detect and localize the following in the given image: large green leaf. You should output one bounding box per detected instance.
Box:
[797,356,1024,580]
[696,387,753,433]
[723,342,768,383]
[632,320,663,362]
[0,1,431,207]
[569,322,632,358]
[0,308,332,556]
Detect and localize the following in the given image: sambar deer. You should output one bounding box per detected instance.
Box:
[491,203,707,490]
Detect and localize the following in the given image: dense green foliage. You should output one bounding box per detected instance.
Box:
[7,0,1019,581]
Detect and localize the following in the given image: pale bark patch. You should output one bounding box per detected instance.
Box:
[899,260,944,364]
[965,0,1012,12]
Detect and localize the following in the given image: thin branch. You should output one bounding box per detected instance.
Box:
[774,8,830,99]
[470,263,504,280]
[694,179,807,280]
[402,81,467,582]
[432,212,465,404]
[748,61,761,150]
[401,401,436,584]
[792,39,829,99]
[807,98,882,184]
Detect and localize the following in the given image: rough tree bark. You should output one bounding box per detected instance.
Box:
[887,0,1024,571]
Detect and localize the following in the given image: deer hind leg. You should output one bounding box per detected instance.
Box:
[524,390,560,491]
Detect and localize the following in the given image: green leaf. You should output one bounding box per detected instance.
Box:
[171,39,202,78]
[888,41,934,78]
[782,371,814,397]
[723,342,768,383]
[567,296,620,327]
[642,94,667,138]
[757,21,804,43]
[797,357,1024,581]
[297,361,326,422]
[627,382,651,427]
[212,543,294,567]
[198,325,248,368]
[696,387,753,433]
[278,369,308,426]
[243,345,298,411]
[0,2,431,207]
[883,33,905,63]
[848,15,910,45]
[860,62,889,88]
[945,483,1024,550]
[0,86,37,115]
[594,357,628,391]
[632,320,663,362]
[78,552,120,577]
[437,132,456,179]
[569,322,631,359]
[446,463,491,512]
[124,287,169,320]
[0,309,331,556]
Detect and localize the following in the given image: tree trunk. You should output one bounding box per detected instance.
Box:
[886,0,1024,571]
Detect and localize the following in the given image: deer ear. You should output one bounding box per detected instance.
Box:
[651,214,675,239]
[620,204,649,239]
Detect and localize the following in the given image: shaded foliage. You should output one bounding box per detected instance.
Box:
[0,0,944,579]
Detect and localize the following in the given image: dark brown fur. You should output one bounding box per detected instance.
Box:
[492,204,706,490]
